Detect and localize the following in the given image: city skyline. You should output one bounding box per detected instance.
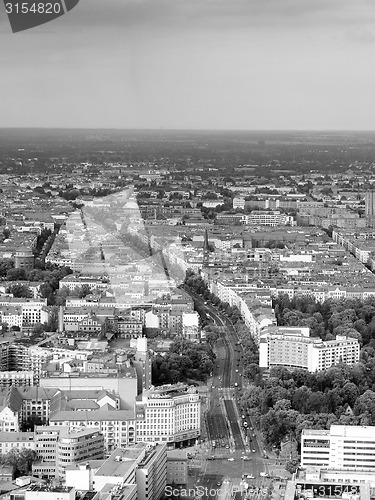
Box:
[1,0,375,130]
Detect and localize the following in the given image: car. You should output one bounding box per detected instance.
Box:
[252,449,256,453]
[217,482,221,486]
[242,415,245,419]
[225,444,230,449]
[247,474,255,479]
[236,369,239,373]
[228,458,235,461]
[234,382,238,387]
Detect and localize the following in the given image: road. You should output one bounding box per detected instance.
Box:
[183,284,268,496]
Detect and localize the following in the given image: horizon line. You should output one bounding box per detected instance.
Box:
[1,127,375,133]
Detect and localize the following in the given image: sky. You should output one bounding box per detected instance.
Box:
[1,0,375,130]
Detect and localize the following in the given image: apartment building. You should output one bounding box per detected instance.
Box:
[301,425,375,471]
[0,298,48,327]
[0,386,57,432]
[0,432,35,455]
[135,384,201,447]
[0,370,34,388]
[59,275,109,292]
[259,327,359,372]
[0,306,23,329]
[243,210,294,226]
[19,386,54,425]
[207,277,276,343]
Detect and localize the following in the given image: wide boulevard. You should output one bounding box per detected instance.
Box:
[183,286,270,499]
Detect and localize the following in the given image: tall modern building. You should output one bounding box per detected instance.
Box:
[366,191,375,217]
[301,425,375,470]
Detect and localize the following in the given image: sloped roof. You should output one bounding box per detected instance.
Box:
[0,386,23,413]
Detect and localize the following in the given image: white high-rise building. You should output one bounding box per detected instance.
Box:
[259,327,359,372]
[366,191,375,217]
[302,425,375,470]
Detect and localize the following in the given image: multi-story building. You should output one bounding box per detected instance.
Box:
[49,408,136,454]
[0,370,34,388]
[32,426,105,479]
[181,312,200,340]
[0,432,35,455]
[0,306,23,329]
[132,337,152,394]
[56,427,104,478]
[259,327,360,372]
[83,443,167,500]
[0,386,23,432]
[166,450,188,485]
[284,478,369,500]
[14,247,34,271]
[7,344,52,384]
[19,386,55,426]
[232,197,246,210]
[301,425,375,471]
[0,298,48,327]
[135,384,201,448]
[104,315,143,338]
[39,360,138,408]
[59,275,109,293]
[243,210,294,226]
[136,442,167,500]
[13,484,76,500]
[366,191,375,217]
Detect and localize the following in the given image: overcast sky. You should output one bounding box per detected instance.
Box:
[1,0,375,130]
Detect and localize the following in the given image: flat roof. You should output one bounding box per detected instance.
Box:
[95,447,143,478]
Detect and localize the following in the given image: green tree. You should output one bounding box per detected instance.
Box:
[6,284,32,298]
[285,459,299,474]
[6,268,27,281]
[1,448,37,477]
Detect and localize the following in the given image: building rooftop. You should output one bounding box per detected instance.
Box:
[95,447,143,478]
[0,432,34,442]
